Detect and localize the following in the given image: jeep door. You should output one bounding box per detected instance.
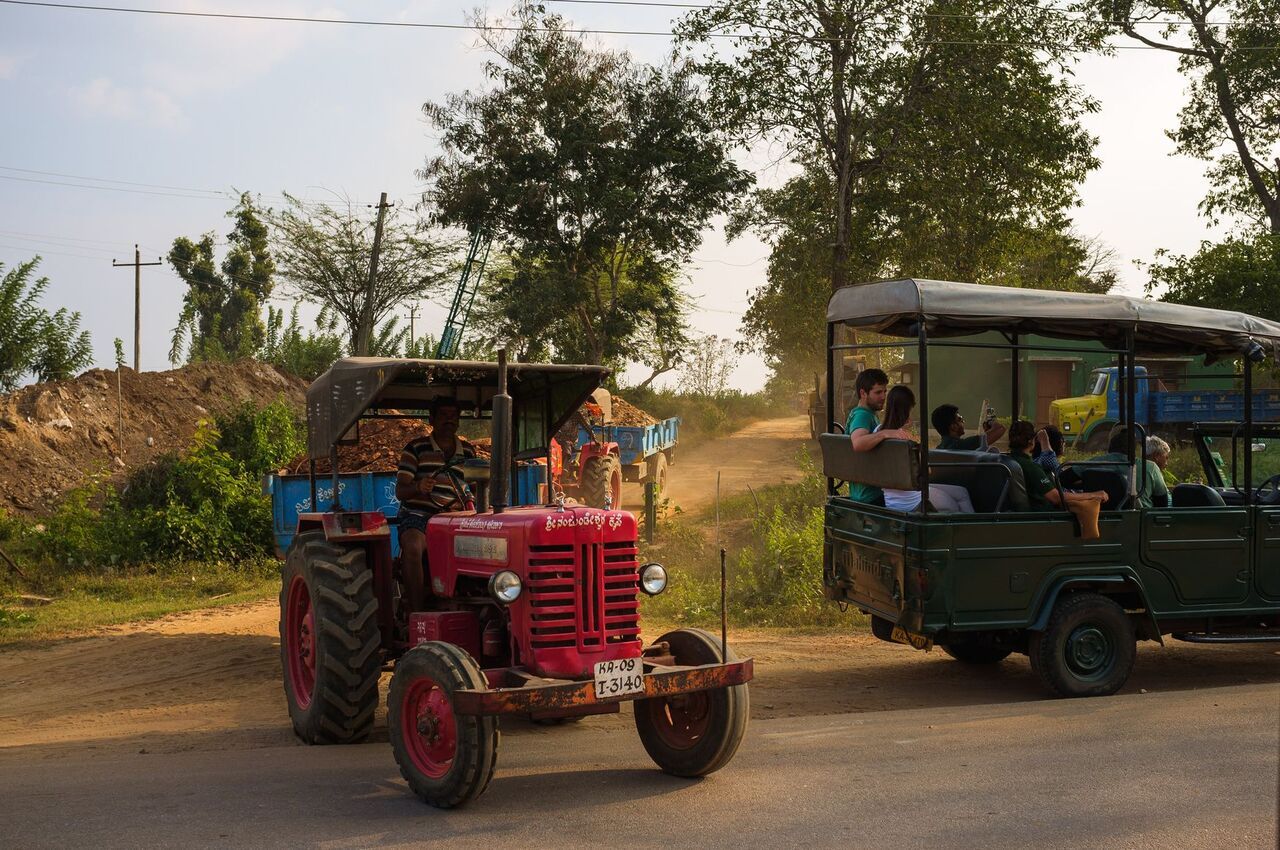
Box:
[1140,507,1251,605]
[1250,435,1280,600]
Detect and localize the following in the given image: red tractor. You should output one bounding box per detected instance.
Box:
[278,355,752,807]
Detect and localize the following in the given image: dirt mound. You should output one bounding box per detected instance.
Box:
[610,396,657,426]
[296,419,495,474]
[0,360,306,516]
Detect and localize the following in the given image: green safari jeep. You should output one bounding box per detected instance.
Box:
[821,279,1280,697]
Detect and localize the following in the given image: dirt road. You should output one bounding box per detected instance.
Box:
[2,598,1276,764]
[623,415,812,512]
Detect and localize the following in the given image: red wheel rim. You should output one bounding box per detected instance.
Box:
[285,575,316,709]
[644,692,712,750]
[402,677,458,779]
[610,468,622,507]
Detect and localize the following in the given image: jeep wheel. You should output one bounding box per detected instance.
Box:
[942,636,1012,665]
[389,642,498,808]
[280,531,381,744]
[635,628,748,778]
[1030,593,1135,698]
[582,454,623,510]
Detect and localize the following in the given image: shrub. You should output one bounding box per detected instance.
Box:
[214,398,306,478]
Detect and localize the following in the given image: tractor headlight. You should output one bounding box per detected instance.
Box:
[1062,421,1071,432]
[488,570,522,604]
[639,563,668,596]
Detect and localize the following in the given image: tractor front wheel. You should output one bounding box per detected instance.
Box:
[634,628,749,778]
[279,531,381,744]
[389,642,498,808]
[582,454,623,510]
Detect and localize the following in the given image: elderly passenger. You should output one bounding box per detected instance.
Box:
[1090,425,1171,509]
[1146,435,1179,488]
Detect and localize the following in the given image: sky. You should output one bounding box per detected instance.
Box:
[0,1,1232,392]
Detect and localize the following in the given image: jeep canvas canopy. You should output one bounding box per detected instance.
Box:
[305,357,610,460]
[827,279,1280,360]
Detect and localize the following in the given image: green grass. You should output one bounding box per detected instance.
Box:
[639,452,852,631]
[0,559,278,646]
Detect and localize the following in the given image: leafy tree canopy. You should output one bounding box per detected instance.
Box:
[1104,0,1280,233]
[268,194,457,356]
[422,8,749,367]
[1145,233,1280,322]
[169,193,275,364]
[0,257,93,391]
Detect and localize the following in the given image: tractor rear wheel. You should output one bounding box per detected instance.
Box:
[280,531,382,744]
[647,452,669,496]
[582,454,623,510]
[634,628,748,778]
[389,642,498,808]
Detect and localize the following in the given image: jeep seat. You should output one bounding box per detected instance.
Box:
[1068,464,1129,511]
[928,450,1028,513]
[1172,483,1227,508]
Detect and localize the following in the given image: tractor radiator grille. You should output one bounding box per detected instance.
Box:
[526,540,640,650]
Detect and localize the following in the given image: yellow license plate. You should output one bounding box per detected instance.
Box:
[891,625,934,651]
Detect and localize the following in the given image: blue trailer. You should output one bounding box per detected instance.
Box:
[267,463,548,557]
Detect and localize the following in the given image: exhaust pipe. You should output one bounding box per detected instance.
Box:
[490,349,511,514]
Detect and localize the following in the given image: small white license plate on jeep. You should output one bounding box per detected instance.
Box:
[593,657,645,700]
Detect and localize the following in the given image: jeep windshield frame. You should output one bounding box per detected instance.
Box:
[826,279,1280,512]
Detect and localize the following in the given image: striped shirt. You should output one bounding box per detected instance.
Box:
[397,435,476,513]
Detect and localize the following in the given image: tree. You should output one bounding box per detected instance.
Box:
[422,8,749,367]
[1145,233,1280,321]
[1104,0,1280,233]
[679,0,1104,293]
[169,193,275,364]
[678,334,738,398]
[0,257,93,391]
[261,304,345,381]
[269,193,458,356]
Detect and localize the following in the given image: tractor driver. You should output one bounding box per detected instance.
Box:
[396,396,476,613]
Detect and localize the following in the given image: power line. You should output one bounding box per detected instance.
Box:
[3,0,1277,49]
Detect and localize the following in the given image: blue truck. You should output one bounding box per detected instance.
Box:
[1050,365,1280,448]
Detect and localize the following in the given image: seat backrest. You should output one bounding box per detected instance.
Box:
[1069,463,1129,510]
[927,449,1028,513]
[820,433,919,491]
[1172,483,1227,508]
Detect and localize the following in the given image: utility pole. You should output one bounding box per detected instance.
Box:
[357,192,393,356]
[406,303,420,353]
[112,245,163,371]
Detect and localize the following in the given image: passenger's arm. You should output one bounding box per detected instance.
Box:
[850,427,912,452]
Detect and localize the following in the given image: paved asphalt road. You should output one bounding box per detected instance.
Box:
[2,683,1276,849]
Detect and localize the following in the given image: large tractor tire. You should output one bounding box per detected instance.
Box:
[635,628,749,778]
[279,531,382,744]
[389,642,499,808]
[1029,592,1135,698]
[582,453,623,510]
[647,451,669,496]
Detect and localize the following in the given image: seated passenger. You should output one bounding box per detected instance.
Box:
[877,386,974,513]
[932,403,1006,451]
[845,368,911,507]
[1007,420,1108,512]
[1035,425,1082,489]
[1089,425,1170,509]
[1146,435,1179,488]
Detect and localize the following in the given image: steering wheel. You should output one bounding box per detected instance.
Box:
[421,464,473,511]
[1255,474,1280,506]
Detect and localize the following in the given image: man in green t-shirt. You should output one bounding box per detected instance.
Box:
[844,368,912,506]
[1090,425,1170,509]
[932,403,1007,451]
[1006,420,1109,511]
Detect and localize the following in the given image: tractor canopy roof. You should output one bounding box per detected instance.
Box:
[828,279,1280,361]
[305,357,610,460]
